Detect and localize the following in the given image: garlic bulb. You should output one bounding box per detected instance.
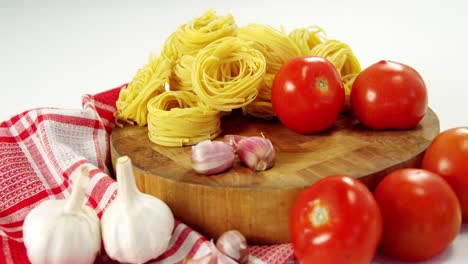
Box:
[237,136,276,171]
[23,166,100,264]
[101,156,174,264]
[216,230,249,263]
[192,140,235,175]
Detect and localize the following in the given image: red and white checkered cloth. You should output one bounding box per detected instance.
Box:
[0,85,295,264]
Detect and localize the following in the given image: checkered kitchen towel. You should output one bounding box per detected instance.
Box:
[0,85,295,264]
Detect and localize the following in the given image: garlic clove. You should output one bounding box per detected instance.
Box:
[216,230,249,263]
[191,140,235,175]
[223,134,245,152]
[236,136,276,171]
[23,166,100,264]
[101,156,174,264]
[185,241,239,264]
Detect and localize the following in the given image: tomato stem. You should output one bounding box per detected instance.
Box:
[317,79,328,91]
[310,203,329,227]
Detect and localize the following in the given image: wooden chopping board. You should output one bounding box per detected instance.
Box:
[110,108,439,244]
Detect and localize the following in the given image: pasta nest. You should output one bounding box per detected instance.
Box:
[192,36,266,112]
[147,91,221,147]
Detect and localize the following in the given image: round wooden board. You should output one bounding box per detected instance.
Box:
[110,108,439,244]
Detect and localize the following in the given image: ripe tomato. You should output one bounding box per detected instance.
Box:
[374,169,461,261]
[350,60,428,130]
[290,176,382,264]
[422,127,468,220]
[272,56,345,134]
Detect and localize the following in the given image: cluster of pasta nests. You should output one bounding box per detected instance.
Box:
[114,9,361,147]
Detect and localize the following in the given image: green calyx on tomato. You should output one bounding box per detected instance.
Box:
[317,78,328,92]
[272,56,344,134]
[310,202,329,227]
[350,60,428,130]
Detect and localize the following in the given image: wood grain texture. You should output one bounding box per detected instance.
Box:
[110,108,439,244]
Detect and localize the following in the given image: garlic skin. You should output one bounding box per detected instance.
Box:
[216,230,249,263]
[101,156,174,264]
[184,241,238,264]
[23,166,100,264]
[236,136,276,171]
[192,140,235,175]
[223,134,245,151]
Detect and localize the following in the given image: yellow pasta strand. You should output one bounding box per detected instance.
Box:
[238,23,301,73]
[115,55,171,126]
[192,36,266,112]
[242,73,276,119]
[161,32,179,63]
[238,24,302,119]
[175,9,238,57]
[289,26,327,56]
[171,55,195,91]
[147,91,221,147]
[309,39,361,109]
[310,39,361,77]
[342,73,359,109]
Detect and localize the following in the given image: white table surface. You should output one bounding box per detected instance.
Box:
[1,0,467,262]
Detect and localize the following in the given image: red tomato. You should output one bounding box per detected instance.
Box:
[290,176,382,264]
[374,169,461,261]
[422,127,468,220]
[272,56,345,134]
[350,60,428,130]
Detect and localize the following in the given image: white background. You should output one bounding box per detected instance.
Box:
[1,0,468,263]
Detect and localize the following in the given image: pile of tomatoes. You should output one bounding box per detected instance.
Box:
[272,57,468,263]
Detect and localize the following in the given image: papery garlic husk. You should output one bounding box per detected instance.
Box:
[101,156,175,264]
[223,134,245,152]
[184,241,238,264]
[23,166,100,264]
[236,136,276,171]
[216,230,249,263]
[192,140,235,175]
